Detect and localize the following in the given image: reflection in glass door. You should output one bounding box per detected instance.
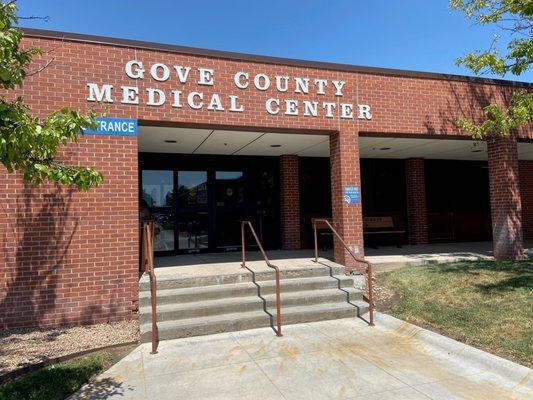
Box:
[140,154,281,254]
[177,171,209,252]
[215,171,246,249]
[141,170,175,252]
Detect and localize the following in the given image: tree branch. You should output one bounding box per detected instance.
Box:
[26,57,54,77]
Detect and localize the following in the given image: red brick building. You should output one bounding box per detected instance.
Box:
[1,29,531,329]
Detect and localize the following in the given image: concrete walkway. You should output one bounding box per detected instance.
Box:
[71,316,532,399]
[153,241,533,277]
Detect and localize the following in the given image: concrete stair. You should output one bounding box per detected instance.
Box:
[139,262,368,342]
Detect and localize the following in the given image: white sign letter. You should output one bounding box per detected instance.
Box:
[254,74,271,91]
[314,79,327,94]
[294,77,310,94]
[303,101,318,117]
[266,98,280,115]
[284,99,298,116]
[323,102,336,118]
[275,76,289,92]
[174,66,192,83]
[340,103,354,119]
[125,60,144,79]
[358,104,372,120]
[121,86,139,104]
[171,90,182,108]
[234,72,249,89]
[198,68,214,86]
[207,94,225,111]
[188,92,204,109]
[332,80,346,96]
[150,63,170,82]
[146,88,166,106]
[87,83,113,103]
[229,95,244,112]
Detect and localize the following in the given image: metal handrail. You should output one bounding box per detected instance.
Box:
[141,220,158,354]
[241,221,283,337]
[312,219,375,326]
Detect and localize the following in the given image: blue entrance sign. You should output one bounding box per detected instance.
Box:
[83,117,138,136]
[344,186,360,205]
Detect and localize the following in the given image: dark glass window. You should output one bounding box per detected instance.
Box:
[177,171,208,207]
[215,171,244,207]
[142,170,173,207]
[177,211,209,250]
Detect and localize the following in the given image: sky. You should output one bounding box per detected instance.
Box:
[16,0,532,83]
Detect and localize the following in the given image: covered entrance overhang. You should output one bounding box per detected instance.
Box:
[139,123,533,265]
[138,125,329,255]
[359,134,533,260]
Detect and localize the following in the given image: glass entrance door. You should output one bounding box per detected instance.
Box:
[176,171,209,252]
[215,171,246,250]
[141,170,175,252]
[140,154,281,255]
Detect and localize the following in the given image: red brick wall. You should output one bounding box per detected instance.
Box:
[520,160,533,241]
[406,158,429,244]
[0,33,530,328]
[280,155,301,250]
[487,136,524,260]
[0,136,139,328]
[13,36,530,139]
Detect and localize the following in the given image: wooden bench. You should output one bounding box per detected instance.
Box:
[312,216,405,250]
[363,216,405,248]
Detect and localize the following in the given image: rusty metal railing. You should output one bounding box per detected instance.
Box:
[141,220,158,354]
[241,221,283,337]
[312,219,375,326]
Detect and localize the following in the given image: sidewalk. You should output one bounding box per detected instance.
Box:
[71,315,532,399]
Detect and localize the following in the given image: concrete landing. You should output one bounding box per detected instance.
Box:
[71,316,532,400]
[151,241,533,277]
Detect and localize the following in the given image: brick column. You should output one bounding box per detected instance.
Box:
[330,130,364,271]
[406,158,428,244]
[280,155,301,250]
[487,136,524,260]
[519,161,533,240]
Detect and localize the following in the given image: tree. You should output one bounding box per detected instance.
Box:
[0,1,102,190]
[450,0,533,139]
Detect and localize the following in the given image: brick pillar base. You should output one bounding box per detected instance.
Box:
[280,155,301,250]
[330,130,364,271]
[487,136,524,260]
[406,158,428,244]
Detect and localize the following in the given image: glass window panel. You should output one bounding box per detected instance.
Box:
[177,171,208,207]
[178,212,209,250]
[153,213,175,251]
[216,171,244,206]
[142,170,174,207]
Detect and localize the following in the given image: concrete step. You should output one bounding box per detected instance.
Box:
[140,262,345,291]
[139,287,363,324]
[140,301,368,342]
[139,274,354,307]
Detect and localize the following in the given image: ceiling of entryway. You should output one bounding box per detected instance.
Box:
[138,126,329,157]
[138,126,533,160]
[359,136,533,161]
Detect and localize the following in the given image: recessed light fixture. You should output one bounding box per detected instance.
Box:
[270,144,282,148]
[164,140,177,143]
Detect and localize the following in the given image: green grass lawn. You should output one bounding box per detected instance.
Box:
[0,352,112,400]
[377,259,533,368]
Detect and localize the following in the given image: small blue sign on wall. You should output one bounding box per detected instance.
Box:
[83,117,138,136]
[344,186,360,205]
